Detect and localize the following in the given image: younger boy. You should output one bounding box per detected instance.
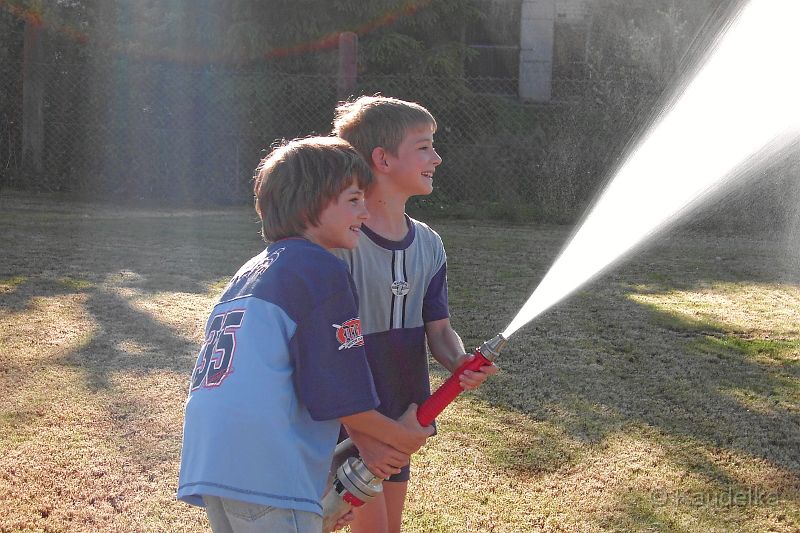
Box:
[332,96,498,533]
[177,136,433,533]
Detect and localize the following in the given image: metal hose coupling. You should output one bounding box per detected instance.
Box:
[321,456,383,531]
[477,333,508,362]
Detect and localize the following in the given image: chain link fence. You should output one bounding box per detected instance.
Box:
[2,57,667,221]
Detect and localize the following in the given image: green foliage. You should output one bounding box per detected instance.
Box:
[419,42,477,76]
[363,32,424,73]
[583,0,720,83]
[356,0,481,75]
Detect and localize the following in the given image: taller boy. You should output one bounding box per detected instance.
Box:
[332,95,498,532]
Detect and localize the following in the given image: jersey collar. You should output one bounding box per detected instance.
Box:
[360,214,415,251]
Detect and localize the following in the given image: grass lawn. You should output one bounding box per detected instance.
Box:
[1,190,798,532]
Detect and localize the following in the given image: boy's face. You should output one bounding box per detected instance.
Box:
[305,180,369,250]
[383,124,442,197]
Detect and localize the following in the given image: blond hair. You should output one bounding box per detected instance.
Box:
[332,95,437,163]
[253,137,372,242]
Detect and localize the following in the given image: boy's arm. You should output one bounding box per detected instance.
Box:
[342,426,410,479]
[425,317,498,390]
[339,404,432,456]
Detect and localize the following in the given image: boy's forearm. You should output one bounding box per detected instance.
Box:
[426,318,499,391]
[425,318,467,373]
[343,426,397,461]
[339,410,407,449]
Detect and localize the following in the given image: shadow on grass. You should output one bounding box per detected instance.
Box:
[56,285,196,391]
[470,292,799,476]
[1,199,265,478]
[431,219,800,481]
[1,200,264,374]
[1,277,87,313]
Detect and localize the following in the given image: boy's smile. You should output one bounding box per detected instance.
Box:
[385,124,442,197]
[304,181,369,250]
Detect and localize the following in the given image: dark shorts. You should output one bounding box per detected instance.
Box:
[387,463,410,483]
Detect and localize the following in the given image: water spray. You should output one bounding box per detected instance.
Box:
[323,0,799,528]
[503,0,800,338]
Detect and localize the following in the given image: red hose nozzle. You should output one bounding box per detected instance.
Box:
[322,334,507,527]
[416,333,507,426]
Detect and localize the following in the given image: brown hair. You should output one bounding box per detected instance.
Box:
[332,95,437,163]
[253,136,372,242]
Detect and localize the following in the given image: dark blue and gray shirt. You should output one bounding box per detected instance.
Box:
[334,215,450,421]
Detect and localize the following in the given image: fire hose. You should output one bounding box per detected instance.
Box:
[321,333,508,530]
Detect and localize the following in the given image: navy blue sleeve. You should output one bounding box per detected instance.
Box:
[291,286,379,421]
[422,262,450,323]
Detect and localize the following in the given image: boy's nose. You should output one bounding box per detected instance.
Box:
[432,150,442,166]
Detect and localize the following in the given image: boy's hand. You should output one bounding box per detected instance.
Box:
[396,403,435,454]
[325,509,354,532]
[457,353,499,391]
[348,428,409,479]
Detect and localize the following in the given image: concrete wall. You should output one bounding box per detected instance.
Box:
[518,0,555,101]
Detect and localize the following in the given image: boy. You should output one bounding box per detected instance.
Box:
[332,96,498,533]
[177,136,433,533]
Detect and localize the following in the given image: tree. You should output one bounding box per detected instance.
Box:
[582,0,722,83]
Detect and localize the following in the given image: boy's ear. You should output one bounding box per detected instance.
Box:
[371,147,390,170]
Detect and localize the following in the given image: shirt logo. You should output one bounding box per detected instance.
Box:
[332,318,364,350]
[391,280,410,296]
[265,247,284,266]
[251,247,285,276]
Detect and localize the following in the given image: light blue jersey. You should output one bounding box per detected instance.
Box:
[177,238,378,515]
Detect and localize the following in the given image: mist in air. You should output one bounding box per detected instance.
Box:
[503,0,800,339]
